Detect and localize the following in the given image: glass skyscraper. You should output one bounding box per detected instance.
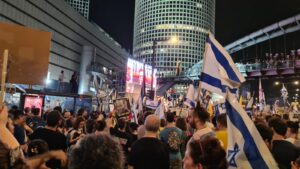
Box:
[133,0,215,76]
[65,0,90,19]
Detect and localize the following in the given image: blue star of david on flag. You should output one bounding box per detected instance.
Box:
[228,143,239,167]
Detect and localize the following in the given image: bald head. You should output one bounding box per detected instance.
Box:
[145,114,160,133]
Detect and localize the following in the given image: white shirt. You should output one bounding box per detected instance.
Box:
[59,73,64,82]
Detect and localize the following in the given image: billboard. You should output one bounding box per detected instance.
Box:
[126,58,144,93]
[44,95,74,112]
[145,65,157,90]
[0,22,51,85]
[24,95,43,115]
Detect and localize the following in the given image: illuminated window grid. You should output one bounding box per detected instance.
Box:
[133,0,215,75]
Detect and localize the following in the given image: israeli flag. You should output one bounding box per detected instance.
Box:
[144,99,159,110]
[184,84,197,108]
[200,34,245,96]
[226,91,278,169]
[167,92,173,101]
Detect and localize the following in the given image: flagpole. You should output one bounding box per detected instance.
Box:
[0,50,8,108]
[197,32,211,102]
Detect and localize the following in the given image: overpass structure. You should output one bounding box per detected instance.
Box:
[156,14,300,95]
[225,14,300,54]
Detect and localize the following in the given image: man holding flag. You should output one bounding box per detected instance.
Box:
[199,33,279,169]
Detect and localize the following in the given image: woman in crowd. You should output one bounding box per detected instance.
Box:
[183,137,228,169]
[69,117,86,146]
[176,117,189,158]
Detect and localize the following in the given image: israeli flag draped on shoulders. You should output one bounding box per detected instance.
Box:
[200,34,245,97]
[200,33,278,169]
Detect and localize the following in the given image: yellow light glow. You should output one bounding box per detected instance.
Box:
[168,36,179,45]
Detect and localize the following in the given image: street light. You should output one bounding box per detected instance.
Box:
[295,81,299,85]
[275,81,280,85]
[151,36,180,92]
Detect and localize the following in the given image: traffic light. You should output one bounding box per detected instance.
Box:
[146,90,155,100]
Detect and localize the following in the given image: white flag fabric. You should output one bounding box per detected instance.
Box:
[144,99,159,110]
[258,78,266,111]
[154,103,165,119]
[184,84,197,108]
[226,91,278,169]
[200,34,245,96]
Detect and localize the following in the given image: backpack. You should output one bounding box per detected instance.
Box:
[167,130,181,153]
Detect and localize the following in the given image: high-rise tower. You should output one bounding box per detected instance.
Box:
[65,0,90,19]
[133,0,215,76]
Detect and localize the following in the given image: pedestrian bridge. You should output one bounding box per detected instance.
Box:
[156,59,300,95]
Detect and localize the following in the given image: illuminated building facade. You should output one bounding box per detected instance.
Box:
[65,0,90,19]
[133,0,215,76]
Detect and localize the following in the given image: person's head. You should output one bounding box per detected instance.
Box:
[77,108,88,118]
[117,118,126,130]
[138,116,144,126]
[176,117,187,131]
[286,121,299,138]
[69,134,124,169]
[73,117,85,130]
[166,112,175,123]
[160,118,167,128]
[188,105,210,129]
[256,123,273,149]
[6,114,14,134]
[85,119,95,134]
[183,137,227,169]
[12,110,25,125]
[145,114,160,133]
[53,106,62,114]
[31,108,40,116]
[61,70,64,74]
[129,122,138,134]
[64,111,71,119]
[216,114,227,130]
[268,117,287,137]
[95,120,107,132]
[24,107,31,115]
[27,139,49,157]
[46,110,62,128]
[282,113,289,121]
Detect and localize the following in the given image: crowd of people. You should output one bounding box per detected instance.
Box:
[244,49,300,69]
[1,101,300,169]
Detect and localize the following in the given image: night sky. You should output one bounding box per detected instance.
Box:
[90,0,300,59]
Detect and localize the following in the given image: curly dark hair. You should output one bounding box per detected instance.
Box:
[176,117,187,131]
[189,137,227,169]
[194,102,210,123]
[69,134,124,169]
[73,116,85,130]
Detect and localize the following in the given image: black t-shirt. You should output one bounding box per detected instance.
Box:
[112,130,132,155]
[13,125,25,145]
[29,128,67,169]
[129,137,169,169]
[131,133,138,144]
[29,128,67,151]
[272,140,300,169]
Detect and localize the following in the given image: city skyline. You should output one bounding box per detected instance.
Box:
[90,0,300,58]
